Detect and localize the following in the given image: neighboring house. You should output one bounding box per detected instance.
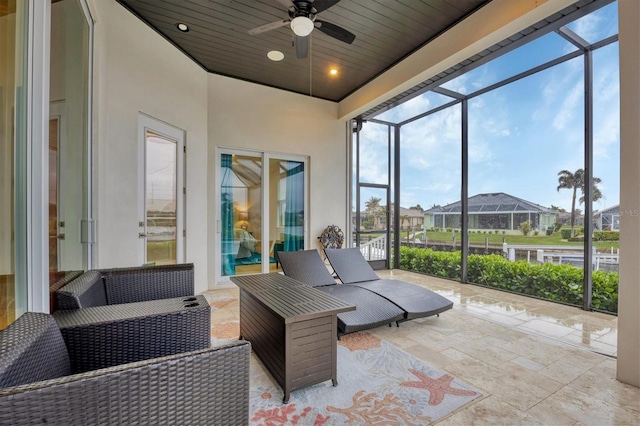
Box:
[594,204,620,231]
[394,206,425,231]
[555,210,585,227]
[354,205,424,231]
[424,193,557,232]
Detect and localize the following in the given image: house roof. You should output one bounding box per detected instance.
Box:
[425,192,554,214]
[594,204,620,217]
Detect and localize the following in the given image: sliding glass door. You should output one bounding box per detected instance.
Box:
[217,149,307,282]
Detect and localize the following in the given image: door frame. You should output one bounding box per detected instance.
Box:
[137,113,185,264]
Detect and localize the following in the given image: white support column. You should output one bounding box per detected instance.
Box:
[618,0,640,388]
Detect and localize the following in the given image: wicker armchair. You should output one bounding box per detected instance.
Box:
[0,312,250,425]
[56,263,195,310]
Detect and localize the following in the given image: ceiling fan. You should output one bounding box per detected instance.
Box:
[248,0,356,59]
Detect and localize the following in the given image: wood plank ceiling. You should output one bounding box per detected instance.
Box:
[115,0,490,102]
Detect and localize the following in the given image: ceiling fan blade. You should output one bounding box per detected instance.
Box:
[295,35,309,59]
[312,0,341,13]
[248,19,290,35]
[315,20,355,44]
[276,0,294,9]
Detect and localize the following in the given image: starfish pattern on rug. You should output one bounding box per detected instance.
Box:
[400,369,478,406]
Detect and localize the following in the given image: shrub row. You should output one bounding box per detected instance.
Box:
[399,246,618,313]
[593,231,619,241]
[560,229,619,242]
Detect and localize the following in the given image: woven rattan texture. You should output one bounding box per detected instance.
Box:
[278,250,337,287]
[101,263,194,305]
[325,248,381,284]
[55,270,106,309]
[49,271,84,313]
[352,279,454,320]
[317,285,404,335]
[0,341,251,425]
[0,313,70,388]
[54,295,211,373]
[277,250,404,335]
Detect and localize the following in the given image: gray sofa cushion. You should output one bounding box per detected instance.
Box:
[0,312,70,387]
[56,270,106,309]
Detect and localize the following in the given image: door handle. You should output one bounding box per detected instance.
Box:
[139,233,147,238]
[57,234,65,240]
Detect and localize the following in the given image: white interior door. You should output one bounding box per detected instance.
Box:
[138,114,185,265]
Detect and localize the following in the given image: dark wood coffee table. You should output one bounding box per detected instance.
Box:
[231,273,355,403]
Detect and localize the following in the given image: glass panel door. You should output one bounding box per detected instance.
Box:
[217,150,307,281]
[48,0,92,306]
[358,186,391,269]
[353,120,393,269]
[138,114,184,266]
[1,0,28,328]
[268,158,304,272]
[144,131,179,265]
[48,116,60,271]
[220,152,263,277]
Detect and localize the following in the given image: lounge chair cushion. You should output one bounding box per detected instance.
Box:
[317,285,404,334]
[325,247,454,320]
[325,248,381,284]
[0,312,70,387]
[351,279,454,320]
[277,250,337,287]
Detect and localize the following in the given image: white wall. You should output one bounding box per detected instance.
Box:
[89,0,209,292]
[207,74,345,286]
[88,0,346,292]
[617,0,640,389]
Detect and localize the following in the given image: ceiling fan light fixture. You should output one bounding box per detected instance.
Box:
[290,16,314,36]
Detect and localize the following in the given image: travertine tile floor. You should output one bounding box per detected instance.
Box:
[204,270,640,425]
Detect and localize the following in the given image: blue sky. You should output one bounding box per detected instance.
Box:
[357,2,619,215]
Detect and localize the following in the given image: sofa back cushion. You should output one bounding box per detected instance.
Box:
[102,263,194,304]
[0,312,70,387]
[56,270,107,309]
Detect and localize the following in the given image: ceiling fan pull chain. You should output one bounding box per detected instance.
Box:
[309,35,313,97]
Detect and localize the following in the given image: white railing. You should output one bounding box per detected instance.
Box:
[357,234,386,261]
[503,243,619,271]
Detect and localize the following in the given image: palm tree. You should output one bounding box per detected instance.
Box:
[364,196,382,229]
[557,169,602,237]
[400,214,409,230]
[365,196,382,211]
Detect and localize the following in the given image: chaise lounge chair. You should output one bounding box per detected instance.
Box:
[324,247,453,321]
[277,250,404,336]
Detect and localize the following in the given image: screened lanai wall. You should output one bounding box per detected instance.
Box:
[351,0,619,314]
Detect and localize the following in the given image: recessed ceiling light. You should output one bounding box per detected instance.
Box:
[329,68,338,76]
[267,50,285,61]
[177,23,189,32]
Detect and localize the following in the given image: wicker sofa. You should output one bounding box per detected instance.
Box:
[0,312,250,425]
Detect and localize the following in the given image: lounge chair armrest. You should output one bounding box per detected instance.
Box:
[0,341,251,425]
[53,295,210,373]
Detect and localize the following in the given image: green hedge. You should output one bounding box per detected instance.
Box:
[593,231,619,241]
[399,246,618,313]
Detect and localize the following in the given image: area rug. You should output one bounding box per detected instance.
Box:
[245,331,482,425]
